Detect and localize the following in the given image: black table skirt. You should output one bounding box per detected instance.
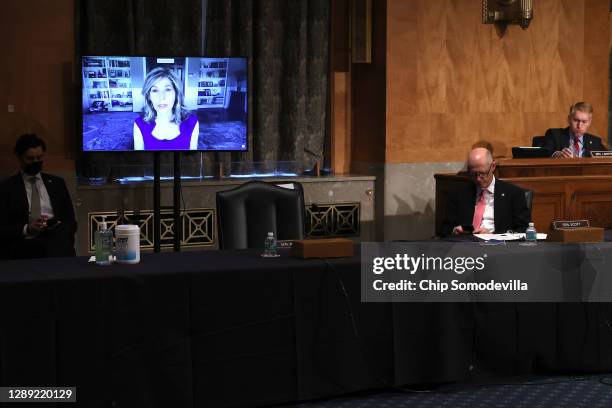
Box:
[1,247,611,407]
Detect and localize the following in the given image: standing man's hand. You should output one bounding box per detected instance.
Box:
[27,215,49,234]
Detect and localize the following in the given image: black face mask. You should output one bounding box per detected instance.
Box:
[23,161,43,176]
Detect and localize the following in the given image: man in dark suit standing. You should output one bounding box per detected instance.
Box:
[543,101,607,158]
[440,147,530,237]
[0,134,77,259]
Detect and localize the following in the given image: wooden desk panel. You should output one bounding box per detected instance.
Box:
[505,176,612,233]
[574,189,612,228]
[496,157,612,178]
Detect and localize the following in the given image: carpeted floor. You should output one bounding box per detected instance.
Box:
[278,375,612,408]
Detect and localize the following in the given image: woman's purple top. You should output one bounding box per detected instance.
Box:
[135,113,198,150]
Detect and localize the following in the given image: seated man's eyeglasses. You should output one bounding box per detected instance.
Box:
[468,162,494,179]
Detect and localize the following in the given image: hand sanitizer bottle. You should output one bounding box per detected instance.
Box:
[95,216,113,265]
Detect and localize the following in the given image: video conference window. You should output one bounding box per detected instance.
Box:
[81,56,248,151]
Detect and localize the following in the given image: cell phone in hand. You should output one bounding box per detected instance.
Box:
[460,225,474,234]
[45,218,60,230]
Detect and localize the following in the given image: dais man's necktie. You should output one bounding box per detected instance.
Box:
[573,137,580,157]
[472,190,486,231]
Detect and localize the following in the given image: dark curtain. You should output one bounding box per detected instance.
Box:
[205,0,330,174]
[77,0,329,179]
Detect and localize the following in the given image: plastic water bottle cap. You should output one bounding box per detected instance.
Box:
[528,222,534,227]
[267,232,273,237]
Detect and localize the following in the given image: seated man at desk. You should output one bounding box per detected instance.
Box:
[543,101,606,158]
[0,134,77,259]
[440,147,530,237]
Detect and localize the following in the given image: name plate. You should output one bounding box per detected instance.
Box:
[552,220,590,229]
[277,240,294,248]
[590,151,612,157]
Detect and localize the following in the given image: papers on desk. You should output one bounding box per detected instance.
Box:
[474,233,548,241]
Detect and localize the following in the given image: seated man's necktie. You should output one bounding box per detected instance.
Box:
[472,190,486,231]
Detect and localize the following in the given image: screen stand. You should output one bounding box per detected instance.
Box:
[154,152,161,253]
[173,152,181,252]
[152,153,182,252]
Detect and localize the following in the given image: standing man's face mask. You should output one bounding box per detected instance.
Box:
[19,146,45,176]
[23,161,43,175]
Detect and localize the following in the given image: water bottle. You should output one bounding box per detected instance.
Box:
[263,231,277,257]
[95,216,113,265]
[525,222,537,245]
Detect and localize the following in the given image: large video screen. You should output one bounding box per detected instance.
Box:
[81,56,248,151]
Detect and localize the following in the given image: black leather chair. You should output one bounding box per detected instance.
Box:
[524,189,533,221]
[532,136,546,148]
[216,180,305,249]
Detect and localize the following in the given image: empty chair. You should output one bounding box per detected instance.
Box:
[523,189,534,221]
[216,180,305,249]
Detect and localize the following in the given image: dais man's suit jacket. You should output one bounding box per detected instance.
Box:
[542,127,606,157]
[440,179,530,237]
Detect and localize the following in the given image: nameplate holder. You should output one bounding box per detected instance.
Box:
[548,227,603,243]
[590,151,612,157]
[290,238,354,258]
[552,220,589,230]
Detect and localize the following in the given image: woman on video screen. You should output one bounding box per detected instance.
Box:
[133,67,199,150]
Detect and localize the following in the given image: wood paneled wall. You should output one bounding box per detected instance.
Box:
[0,0,74,174]
[385,0,610,163]
[350,0,387,164]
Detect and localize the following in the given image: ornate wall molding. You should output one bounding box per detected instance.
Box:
[89,201,361,251]
[306,202,360,237]
[89,208,215,251]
